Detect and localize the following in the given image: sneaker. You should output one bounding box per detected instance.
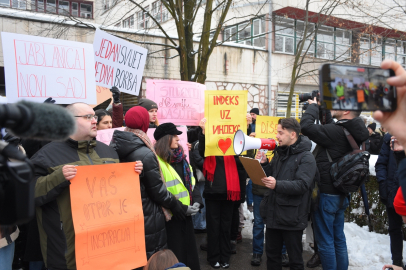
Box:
[230,240,237,254]
[210,262,220,269]
[306,252,321,268]
[282,253,289,267]
[220,262,230,268]
[251,253,262,266]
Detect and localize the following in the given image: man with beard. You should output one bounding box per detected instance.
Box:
[300,100,369,270]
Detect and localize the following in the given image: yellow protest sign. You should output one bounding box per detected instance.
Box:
[255,116,281,140]
[204,90,248,156]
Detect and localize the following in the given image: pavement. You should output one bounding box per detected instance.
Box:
[194,232,323,270]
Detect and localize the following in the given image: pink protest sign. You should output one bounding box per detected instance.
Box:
[96,126,189,162]
[146,80,205,126]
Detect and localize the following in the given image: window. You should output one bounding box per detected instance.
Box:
[46,0,56,13]
[335,28,351,61]
[123,15,134,28]
[296,21,315,56]
[316,25,334,60]
[238,22,252,45]
[80,3,92,18]
[224,26,237,42]
[359,34,370,65]
[223,17,266,48]
[71,2,78,16]
[275,17,294,54]
[58,0,69,15]
[0,0,9,7]
[397,41,406,68]
[137,7,149,29]
[370,36,382,66]
[384,39,396,61]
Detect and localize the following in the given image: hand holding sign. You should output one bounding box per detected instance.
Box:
[134,161,143,174]
[63,165,77,181]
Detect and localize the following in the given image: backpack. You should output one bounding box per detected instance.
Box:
[326,127,370,195]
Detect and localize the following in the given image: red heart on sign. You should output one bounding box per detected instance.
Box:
[218,138,232,154]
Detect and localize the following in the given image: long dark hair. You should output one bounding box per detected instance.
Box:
[155,134,183,163]
[94,109,111,125]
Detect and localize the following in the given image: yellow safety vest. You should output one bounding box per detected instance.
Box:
[157,156,195,206]
[336,85,344,97]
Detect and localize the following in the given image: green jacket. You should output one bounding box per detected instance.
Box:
[32,139,119,270]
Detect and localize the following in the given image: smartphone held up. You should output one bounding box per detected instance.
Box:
[319,64,397,111]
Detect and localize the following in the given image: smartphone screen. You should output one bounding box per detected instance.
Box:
[319,64,396,111]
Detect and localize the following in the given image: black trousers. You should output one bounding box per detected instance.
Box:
[206,199,234,264]
[230,202,241,240]
[266,228,304,270]
[387,206,404,263]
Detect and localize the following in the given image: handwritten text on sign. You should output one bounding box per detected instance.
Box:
[146,80,205,125]
[93,29,147,96]
[255,116,282,140]
[1,32,96,104]
[204,90,248,156]
[96,127,190,162]
[70,163,146,270]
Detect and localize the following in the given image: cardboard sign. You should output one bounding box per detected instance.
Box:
[204,90,248,156]
[1,32,96,104]
[146,80,205,125]
[255,116,281,140]
[70,163,146,270]
[93,29,147,96]
[239,157,266,187]
[96,126,189,162]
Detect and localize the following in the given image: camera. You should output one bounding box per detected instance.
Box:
[299,90,319,103]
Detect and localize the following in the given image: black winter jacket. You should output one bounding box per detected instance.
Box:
[368,132,382,155]
[261,135,317,230]
[300,104,369,194]
[198,132,247,202]
[375,133,405,208]
[111,130,178,259]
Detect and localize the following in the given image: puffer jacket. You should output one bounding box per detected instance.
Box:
[261,135,317,230]
[110,130,178,259]
[375,133,405,208]
[300,104,369,194]
[32,139,119,270]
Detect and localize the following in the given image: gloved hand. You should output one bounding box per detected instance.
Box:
[110,86,121,104]
[44,97,56,104]
[192,202,200,209]
[186,205,199,216]
[171,203,186,221]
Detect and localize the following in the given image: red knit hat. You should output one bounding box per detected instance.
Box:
[394,187,406,216]
[125,106,150,133]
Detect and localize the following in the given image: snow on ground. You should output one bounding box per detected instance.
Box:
[240,202,406,270]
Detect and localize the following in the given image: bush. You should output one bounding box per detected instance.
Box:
[345,176,406,239]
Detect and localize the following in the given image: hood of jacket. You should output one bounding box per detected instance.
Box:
[110,130,146,158]
[275,135,311,157]
[336,117,369,144]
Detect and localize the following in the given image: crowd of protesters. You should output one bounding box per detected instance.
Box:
[2,59,406,270]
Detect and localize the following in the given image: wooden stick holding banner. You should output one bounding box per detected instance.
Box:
[70,162,146,270]
[204,90,248,156]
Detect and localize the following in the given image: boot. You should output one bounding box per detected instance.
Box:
[251,253,262,266]
[306,252,321,268]
[230,240,237,254]
[281,253,289,267]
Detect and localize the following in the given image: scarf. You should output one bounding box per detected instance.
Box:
[203,156,240,201]
[171,147,193,203]
[125,127,172,221]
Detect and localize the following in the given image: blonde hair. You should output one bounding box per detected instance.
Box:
[143,249,178,270]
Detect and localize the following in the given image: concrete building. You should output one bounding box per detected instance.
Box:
[0,0,405,116]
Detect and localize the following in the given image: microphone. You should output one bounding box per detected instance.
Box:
[0,101,76,140]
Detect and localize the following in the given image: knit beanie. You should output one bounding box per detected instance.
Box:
[138,98,158,111]
[367,123,376,131]
[250,108,259,115]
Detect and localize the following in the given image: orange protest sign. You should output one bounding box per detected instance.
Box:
[357,89,365,103]
[70,162,146,270]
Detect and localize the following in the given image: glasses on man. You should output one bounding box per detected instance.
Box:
[74,114,98,121]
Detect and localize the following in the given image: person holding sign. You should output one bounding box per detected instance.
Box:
[111,106,182,260]
[138,98,159,128]
[31,103,143,270]
[198,117,248,269]
[154,123,203,270]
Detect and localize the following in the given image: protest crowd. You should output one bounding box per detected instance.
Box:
[2,31,406,270]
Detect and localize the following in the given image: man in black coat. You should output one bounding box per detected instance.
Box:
[300,102,369,270]
[259,118,317,270]
[367,122,382,155]
[375,133,406,267]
